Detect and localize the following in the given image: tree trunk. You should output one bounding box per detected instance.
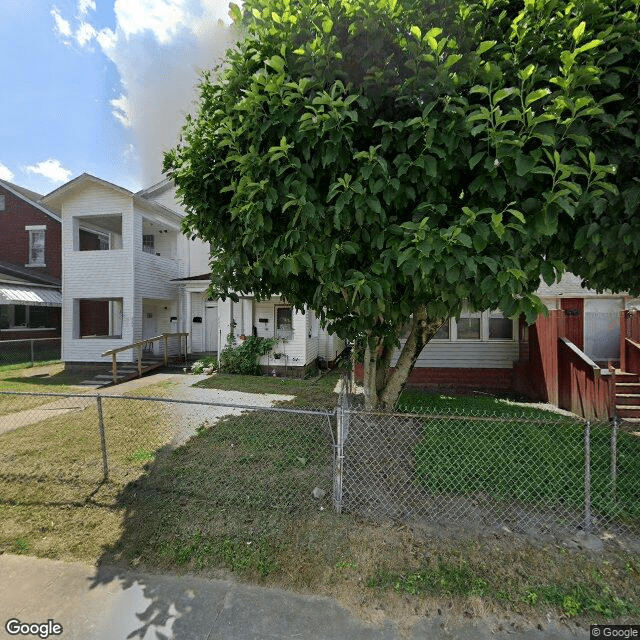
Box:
[379,308,444,409]
[362,335,382,411]
[361,309,444,410]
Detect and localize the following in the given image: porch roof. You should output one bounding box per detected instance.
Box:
[0,284,62,307]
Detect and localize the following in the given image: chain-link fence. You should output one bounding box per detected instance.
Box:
[0,386,638,542]
[0,337,61,366]
[335,382,640,538]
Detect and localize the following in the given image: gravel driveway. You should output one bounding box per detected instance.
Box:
[143,373,298,445]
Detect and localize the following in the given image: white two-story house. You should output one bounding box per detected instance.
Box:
[41,173,344,376]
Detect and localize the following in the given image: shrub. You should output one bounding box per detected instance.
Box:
[218,335,278,375]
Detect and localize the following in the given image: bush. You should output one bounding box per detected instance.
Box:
[191,355,219,374]
[218,335,277,375]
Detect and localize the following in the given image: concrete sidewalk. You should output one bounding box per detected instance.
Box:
[0,554,587,640]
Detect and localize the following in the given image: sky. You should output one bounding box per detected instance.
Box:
[0,0,236,196]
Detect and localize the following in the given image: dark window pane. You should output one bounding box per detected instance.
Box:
[457,315,480,339]
[489,315,513,340]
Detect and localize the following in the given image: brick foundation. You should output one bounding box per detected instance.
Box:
[354,364,514,394]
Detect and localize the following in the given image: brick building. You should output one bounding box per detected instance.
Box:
[0,179,62,340]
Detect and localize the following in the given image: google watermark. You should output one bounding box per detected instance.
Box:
[591,626,640,639]
[4,619,63,639]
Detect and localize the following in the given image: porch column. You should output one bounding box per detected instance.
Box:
[186,291,192,354]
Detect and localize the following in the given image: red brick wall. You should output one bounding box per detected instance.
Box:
[0,186,62,279]
[354,364,513,394]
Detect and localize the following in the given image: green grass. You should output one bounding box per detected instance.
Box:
[413,417,640,522]
[397,388,561,418]
[0,363,90,416]
[367,553,640,619]
[1,367,638,625]
[194,369,342,407]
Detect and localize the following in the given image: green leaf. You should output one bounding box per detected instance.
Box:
[476,40,496,55]
[515,152,536,177]
[228,2,242,23]
[507,208,526,224]
[493,87,518,104]
[426,35,438,51]
[410,25,421,40]
[491,213,505,239]
[518,64,536,82]
[572,21,585,42]
[541,261,555,286]
[575,39,603,55]
[266,55,285,74]
[525,88,551,106]
[271,11,281,23]
[457,233,472,248]
[322,17,333,33]
[469,151,485,169]
[443,53,462,69]
[470,85,489,95]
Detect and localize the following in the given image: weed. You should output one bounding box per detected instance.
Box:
[15,538,28,554]
[127,449,155,462]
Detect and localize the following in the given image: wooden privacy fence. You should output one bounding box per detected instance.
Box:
[620,310,640,375]
[558,338,615,421]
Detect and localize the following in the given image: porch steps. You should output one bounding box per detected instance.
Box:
[614,373,640,422]
[78,358,165,388]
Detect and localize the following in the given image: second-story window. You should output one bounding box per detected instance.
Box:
[26,226,46,266]
[142,234,155,254]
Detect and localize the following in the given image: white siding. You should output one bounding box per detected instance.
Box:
[393,340,520,369]
[61,183,135,362]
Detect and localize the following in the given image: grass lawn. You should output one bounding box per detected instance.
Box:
[0,363,90,416]
[194,369,343,407]
[0,367,638,624]
[397,387,565,418]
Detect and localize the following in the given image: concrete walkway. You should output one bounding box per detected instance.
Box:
[0,554,588,640]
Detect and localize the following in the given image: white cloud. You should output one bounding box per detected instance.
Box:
[110,95,131,128]
[51,0,237,184]
[77,0,96,17]
[113,0,187,44]
[75,21,97,46]
[96,27,117,53]
[24,159,72,184]
[0,163,15,182]
[51,5,72,42]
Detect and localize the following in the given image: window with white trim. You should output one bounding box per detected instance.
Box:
[142,234,155,254]
[26,226,46,266]
[275,306,293,340]
[0,195,5,211]
[488,310,514,340]
[430,310,516,342]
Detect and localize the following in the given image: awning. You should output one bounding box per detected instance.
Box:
[0,285,62,307]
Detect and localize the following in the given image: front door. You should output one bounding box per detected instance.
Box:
[561,298,584,351]
[205,304,218,352]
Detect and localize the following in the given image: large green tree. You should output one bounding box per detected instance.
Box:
[165,0,640,410]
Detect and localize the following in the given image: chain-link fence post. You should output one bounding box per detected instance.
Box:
[584,420,591,535]
[30,339,35,364]
[333,384,346,514]
[611,415,618,502]
[96,394,109,481]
